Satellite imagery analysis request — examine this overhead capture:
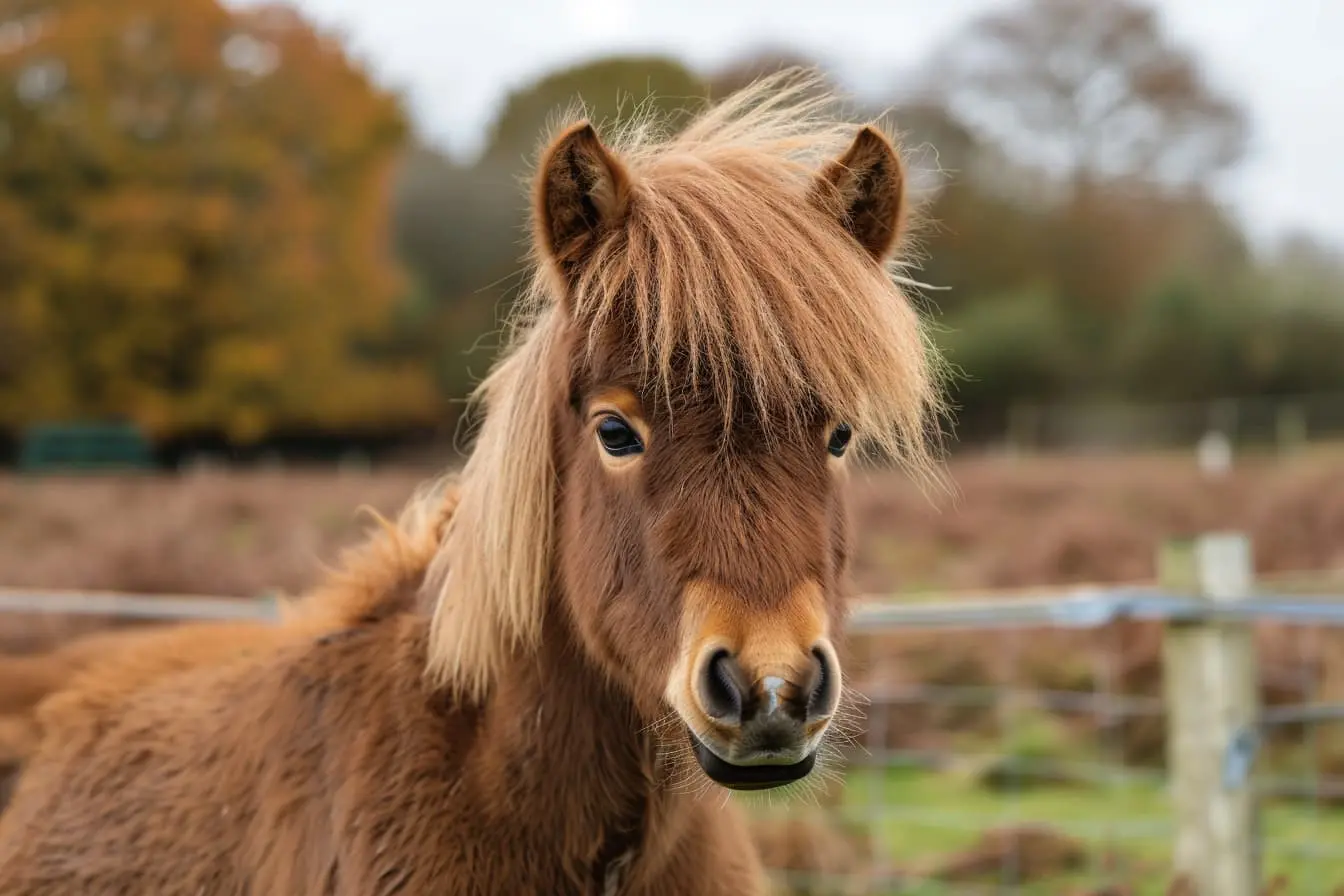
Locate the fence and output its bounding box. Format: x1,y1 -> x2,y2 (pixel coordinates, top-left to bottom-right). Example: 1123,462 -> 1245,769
3,532 -> 1344,894
762,534 -> 1344,895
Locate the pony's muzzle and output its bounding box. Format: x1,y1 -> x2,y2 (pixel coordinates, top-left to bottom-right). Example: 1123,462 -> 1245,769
688,640 -> 841,790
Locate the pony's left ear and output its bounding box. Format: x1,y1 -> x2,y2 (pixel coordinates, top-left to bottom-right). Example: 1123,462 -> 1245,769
812,125 -> 906,262
534,121 -> 631,280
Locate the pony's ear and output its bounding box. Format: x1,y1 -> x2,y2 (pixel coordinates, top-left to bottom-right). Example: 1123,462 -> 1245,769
812,125 -> 906,262
534,121 -> 631,278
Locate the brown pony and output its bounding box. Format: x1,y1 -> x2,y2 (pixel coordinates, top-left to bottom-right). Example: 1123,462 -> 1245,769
0,71 -> 944,895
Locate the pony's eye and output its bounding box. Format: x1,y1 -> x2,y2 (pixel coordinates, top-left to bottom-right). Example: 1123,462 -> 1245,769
827,423 -> 852,458
596,415 -> 644,458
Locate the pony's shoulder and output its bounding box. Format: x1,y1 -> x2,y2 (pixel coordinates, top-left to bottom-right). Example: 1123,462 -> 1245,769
31,619 -> 303,744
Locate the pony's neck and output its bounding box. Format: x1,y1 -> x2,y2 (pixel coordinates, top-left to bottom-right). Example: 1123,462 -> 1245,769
477,593 -> 657,829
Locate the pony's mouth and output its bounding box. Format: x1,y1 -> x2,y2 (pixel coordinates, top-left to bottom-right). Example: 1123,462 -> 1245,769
687,730 -> 816,791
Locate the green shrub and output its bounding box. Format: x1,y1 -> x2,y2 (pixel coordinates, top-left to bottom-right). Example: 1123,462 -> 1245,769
935,287 -> 1076,420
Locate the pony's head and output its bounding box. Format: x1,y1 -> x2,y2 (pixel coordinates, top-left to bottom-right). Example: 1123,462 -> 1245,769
424,72 -> 944,792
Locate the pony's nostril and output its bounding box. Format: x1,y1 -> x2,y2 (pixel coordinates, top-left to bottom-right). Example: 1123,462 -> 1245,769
805,647 -> 837,723
699,650 -> 747,724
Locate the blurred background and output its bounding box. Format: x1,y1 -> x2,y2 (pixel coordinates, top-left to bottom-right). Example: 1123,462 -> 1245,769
2,0 -> 1344,892
3,0 -> 1343,468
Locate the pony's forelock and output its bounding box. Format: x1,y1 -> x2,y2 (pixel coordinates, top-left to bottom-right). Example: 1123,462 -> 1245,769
424,69 -> 949,698
559,68 -> 948,472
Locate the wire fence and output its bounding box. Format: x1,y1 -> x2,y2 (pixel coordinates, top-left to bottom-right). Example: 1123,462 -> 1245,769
758,536 -> 1344,895
3,535 -> 1344,894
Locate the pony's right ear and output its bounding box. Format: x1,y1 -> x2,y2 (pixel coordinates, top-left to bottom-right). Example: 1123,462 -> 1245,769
811,125 -> 906,263
534,121 -> 630,281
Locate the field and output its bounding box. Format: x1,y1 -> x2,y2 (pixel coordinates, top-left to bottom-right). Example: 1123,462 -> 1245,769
4,447 -> 1344,892
2,448 -> 1343,607
752,764 -> 1344,894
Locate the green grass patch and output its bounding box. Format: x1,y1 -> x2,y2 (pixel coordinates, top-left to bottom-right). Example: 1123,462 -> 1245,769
752,763 -> 1344,894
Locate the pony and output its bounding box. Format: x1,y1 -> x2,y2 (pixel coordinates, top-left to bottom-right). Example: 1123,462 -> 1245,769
0,71 -> 945,895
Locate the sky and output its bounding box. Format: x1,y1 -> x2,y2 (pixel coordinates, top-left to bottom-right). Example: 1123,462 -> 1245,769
231,0 -> 1344,253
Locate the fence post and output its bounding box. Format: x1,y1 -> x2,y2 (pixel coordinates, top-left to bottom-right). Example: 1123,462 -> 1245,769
1161,533 -> 1259,896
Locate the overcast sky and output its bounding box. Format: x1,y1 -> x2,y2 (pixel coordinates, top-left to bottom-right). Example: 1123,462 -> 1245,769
232,0 -> 1343,252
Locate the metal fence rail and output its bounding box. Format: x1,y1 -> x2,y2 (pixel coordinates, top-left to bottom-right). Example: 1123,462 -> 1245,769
851,588 -> 1344,631
0,586 -> 279,622
6,583 -> 1344,630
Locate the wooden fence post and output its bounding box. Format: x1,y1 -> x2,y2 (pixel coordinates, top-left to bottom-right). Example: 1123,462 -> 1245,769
1161,533 -> 1259,896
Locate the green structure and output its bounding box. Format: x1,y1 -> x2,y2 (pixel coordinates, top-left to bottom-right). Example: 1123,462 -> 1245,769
18,423 -> 156,472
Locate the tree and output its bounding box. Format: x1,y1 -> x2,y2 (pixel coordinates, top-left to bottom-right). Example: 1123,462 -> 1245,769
925,0 -> 1248,188
1111,276 -> 1248,401
1260,232 -> 1344,312
706,48 -> 834,100
880,98 -> 1067,314
392,145 -> 521,307
389,143 -> 527,403
482,56 -> 706,165
0,0 -> 435,443
906,0 -> 1254,324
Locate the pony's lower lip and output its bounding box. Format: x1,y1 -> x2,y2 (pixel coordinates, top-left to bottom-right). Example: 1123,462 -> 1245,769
688,731 -> 816,791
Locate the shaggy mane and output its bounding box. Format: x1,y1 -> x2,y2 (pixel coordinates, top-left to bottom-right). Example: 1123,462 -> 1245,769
425,69 -> 949,699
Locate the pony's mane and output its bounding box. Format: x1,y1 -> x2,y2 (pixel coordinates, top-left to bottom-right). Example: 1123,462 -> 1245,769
425,70 -> 949,699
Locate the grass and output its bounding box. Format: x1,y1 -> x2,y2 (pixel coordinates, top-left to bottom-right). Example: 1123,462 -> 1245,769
753,763 -> 1344,894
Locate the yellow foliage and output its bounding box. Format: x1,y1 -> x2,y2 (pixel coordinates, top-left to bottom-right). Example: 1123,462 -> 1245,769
0,0 -> 436,442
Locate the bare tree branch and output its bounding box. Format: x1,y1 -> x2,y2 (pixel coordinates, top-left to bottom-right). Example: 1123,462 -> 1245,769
924,0 -> 1249,187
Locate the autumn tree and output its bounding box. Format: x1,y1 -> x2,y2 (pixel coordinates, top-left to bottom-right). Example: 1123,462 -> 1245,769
0,0 -> 434,443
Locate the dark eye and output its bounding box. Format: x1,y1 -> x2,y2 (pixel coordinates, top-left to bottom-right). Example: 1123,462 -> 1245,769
596,415 -> 644,458
827,423 -> 852,458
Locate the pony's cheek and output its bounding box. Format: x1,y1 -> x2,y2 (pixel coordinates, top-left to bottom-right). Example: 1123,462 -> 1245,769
607,598 -> 681,712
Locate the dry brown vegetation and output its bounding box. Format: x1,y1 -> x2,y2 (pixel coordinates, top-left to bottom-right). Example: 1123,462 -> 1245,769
847,448 -> 1344,596
0,469 -> 426,602
2,450 -> 1342,611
